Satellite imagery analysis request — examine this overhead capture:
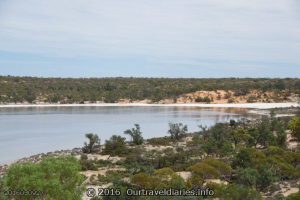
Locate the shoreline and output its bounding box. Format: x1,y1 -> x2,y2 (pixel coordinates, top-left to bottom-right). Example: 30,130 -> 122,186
0,102 -> 299,109
0,148 -> 82,174
0,103 -> 298,169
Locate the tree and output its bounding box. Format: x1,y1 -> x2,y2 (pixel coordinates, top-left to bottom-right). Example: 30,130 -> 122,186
265,146 -> 299,179
124,124 -> 144,145
24,89 -> 36,103
275,121 -> 287,147
270,111 -> 287,147
256,164 -> 277,190
1,77 -> 299,104
230,128 -> 251,149
2,156 -> 84,200
247,117 -> 276,148
232,148 -> 266,169
289,116 -> 300,141
168,123 -> 188,140
256,116 -> 276,147
103,135 -> 127,156
199,123 -> 234,156
82,133 -> 101,153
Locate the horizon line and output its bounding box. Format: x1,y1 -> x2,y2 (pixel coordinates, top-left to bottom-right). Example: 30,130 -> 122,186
1,75 -> 300,79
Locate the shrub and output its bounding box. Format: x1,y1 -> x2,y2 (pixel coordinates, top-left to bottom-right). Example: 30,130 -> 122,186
2,156 -> 84,200
80,155 -> 97,171
131,168 -> 185,190
168,123 -> 188,140
287,191 -> 300,200
103,135 -> 127,156
188,159 -> 231,187
247,96 -> 258,103
227,98 -> 235,103
234,88 -> 249,96
289,116 -> 300,141
195,96 -> 212,103
215,184 -> 262,200
131,173 -> 159,189
147,137 -> 173,146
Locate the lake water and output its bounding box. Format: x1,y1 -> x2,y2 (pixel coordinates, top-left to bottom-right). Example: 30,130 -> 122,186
0,106 -> 256,164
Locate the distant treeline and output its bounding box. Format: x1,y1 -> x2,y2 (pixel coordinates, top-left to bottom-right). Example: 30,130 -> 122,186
0,76 -> 299,103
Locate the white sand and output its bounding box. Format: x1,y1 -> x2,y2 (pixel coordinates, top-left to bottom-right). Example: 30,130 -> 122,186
176,171 -> 192,182
0,102 -> 298,109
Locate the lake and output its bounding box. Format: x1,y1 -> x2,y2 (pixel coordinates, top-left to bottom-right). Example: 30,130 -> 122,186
0,106 -> 256,164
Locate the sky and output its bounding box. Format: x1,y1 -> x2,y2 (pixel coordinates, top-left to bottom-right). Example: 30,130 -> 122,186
0,0 -> 299,78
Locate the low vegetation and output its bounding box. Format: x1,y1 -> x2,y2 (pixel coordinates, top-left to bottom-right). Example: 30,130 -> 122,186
0,156 -> 84,200
0,76 -> 299,103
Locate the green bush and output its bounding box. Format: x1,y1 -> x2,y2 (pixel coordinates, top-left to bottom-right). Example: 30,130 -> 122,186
2,156 -> 84,200
103,135 -> 127,156
188,159 -> 231,187
214,184 -> 262,200
195,96 -> 212,103
289,116 -> 300,141
287,191 -> 300,200
80,155 -> 98,171
147,137 -> 173,146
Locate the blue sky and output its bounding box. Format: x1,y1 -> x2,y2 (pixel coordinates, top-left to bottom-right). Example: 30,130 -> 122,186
0,0 -> 299,78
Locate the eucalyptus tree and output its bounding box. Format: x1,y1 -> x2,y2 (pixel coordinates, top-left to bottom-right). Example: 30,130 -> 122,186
124,124 -> 144,145
82,133 -> 101,153
168,123 -> 188,140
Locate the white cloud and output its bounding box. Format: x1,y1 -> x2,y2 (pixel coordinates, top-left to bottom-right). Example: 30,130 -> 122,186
0,0 -> 299,74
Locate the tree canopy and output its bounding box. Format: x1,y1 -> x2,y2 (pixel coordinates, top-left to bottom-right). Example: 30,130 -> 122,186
124,124 -> 144,145
0,76 -> 299,103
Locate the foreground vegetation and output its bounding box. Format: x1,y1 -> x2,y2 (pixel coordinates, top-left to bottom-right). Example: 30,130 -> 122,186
0,76 -> 299,103
1,112 -> 300,199
0,157 -> 84,200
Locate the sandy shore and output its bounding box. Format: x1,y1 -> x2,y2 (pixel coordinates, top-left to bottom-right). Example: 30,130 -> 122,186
0,102 -> 298,109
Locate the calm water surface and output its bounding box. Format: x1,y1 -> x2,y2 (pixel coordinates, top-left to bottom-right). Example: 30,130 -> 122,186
0,106 -> 256,164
